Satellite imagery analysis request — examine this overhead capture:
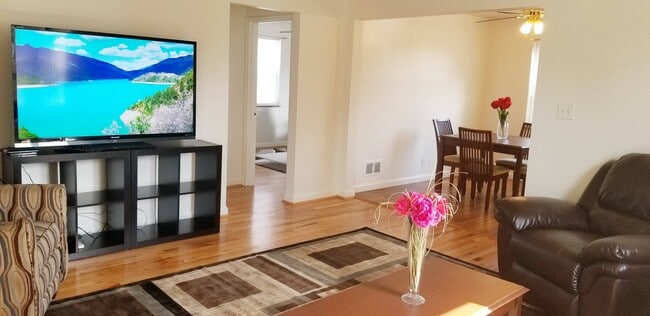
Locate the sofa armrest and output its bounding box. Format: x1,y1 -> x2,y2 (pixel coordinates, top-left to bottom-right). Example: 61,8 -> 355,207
1,185 -> 68,276
581,235 -> 650,266
5,184 -> 67,224
0,218 -> 37,315
578,235 -> 650,315
494,196 -> 589,232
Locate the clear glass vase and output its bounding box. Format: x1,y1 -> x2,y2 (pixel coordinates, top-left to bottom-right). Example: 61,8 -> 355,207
401,222 -> 429,305
497,119 -> 509,140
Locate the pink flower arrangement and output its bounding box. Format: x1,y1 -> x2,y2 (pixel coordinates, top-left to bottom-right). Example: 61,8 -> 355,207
393,191 -> 451,228
490,96 -> 512,123
374,179 -> 459,304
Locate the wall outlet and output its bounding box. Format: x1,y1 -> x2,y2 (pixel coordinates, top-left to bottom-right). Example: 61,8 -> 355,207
557,103 -> 575,120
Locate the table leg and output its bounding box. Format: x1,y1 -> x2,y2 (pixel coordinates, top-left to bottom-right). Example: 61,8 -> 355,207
433,135 -> 449,193
512,152 -> 523,196
434,152 -> 444,193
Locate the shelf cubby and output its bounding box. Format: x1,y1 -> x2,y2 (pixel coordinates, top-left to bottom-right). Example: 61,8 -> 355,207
1,139 -> 221,260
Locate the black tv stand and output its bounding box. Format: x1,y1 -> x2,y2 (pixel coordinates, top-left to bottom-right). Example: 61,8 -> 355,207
4,142 -> 157,156
67,141 -> 156,153
2,139 -> 221,260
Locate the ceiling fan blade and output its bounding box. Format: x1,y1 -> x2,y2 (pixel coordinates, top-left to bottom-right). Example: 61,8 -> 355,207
496,10 -> 523,15
475,16 -> 519,23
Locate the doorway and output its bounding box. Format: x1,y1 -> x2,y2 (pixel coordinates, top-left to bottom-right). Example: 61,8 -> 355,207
252,20 -> 291,177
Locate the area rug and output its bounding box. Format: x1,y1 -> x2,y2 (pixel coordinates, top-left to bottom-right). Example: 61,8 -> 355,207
255,152 -> 287,173
255,159 -> 286,173
46,228 -> 495,315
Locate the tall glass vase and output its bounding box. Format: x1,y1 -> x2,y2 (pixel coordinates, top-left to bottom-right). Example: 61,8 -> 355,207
497,118 -> 509,140
401,221 -> 429,305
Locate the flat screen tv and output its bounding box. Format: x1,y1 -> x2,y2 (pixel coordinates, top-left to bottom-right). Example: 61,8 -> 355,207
11,24 -> 197,148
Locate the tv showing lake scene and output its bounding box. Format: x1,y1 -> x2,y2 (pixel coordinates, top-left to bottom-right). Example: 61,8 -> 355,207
12,25 -> 196,145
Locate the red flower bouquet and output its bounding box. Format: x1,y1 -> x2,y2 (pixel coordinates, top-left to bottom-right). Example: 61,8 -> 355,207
491,96 -> 512,124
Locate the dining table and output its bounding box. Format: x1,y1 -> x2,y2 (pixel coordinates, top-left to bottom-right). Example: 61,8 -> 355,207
435,133 -> 531,196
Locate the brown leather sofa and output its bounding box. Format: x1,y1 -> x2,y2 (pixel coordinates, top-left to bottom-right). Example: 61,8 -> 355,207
495,153 -> 650,316
0,184 -> 68,316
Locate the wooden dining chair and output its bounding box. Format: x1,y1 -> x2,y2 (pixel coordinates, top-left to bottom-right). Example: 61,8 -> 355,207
432,119 -> 460,185
458,127 -> 510,212
495,122 -> 532,195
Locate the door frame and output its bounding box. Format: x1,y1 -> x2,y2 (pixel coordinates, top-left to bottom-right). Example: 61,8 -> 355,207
242,14 -> 295,186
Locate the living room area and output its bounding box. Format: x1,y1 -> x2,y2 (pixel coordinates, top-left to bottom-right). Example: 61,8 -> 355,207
2,0 -> 650,315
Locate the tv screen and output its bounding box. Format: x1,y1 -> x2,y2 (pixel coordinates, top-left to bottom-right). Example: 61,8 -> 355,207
11,25 -> 196,148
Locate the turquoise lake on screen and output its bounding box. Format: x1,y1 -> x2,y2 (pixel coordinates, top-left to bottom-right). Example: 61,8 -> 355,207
17,80 -> 172,138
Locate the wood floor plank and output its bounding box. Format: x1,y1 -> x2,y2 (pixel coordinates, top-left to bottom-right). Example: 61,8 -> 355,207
55,166 -> 504,301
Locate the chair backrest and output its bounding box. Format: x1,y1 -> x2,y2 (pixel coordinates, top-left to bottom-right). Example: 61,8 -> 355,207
459,127 -> 494,182
588,153 -> 650,236
432,119 -> 457,156
520,122 -> 532,138
520,122 -> 532,159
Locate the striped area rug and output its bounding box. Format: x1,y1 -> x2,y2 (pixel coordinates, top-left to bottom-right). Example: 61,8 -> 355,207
46,228 -> 491,315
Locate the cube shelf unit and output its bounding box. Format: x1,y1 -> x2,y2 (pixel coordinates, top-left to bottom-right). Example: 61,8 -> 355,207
132,141 -> 220,247
1,139 -> 221,260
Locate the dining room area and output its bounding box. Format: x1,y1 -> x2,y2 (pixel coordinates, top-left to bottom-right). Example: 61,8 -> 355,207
349,11 -> 540,209
432,114 -> 532,212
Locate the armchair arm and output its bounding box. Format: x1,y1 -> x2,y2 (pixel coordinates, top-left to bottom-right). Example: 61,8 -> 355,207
494,196 -> 589,232
581,235 -> 650,266
8,185 -> 67,224
0,218 -> 37,316
1,185 -> 68,276
578,235 -> 650,315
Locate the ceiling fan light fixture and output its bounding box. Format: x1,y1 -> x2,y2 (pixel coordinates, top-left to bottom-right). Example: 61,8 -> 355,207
520,9 -> 544,37
519,21 -> 533,34
533,21 -> 544,35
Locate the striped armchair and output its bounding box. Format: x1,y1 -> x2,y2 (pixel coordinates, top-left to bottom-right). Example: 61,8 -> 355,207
0,184 -> 68,316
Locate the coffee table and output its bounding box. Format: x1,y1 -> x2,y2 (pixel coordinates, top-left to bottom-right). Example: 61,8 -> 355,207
280,256 -> 528,315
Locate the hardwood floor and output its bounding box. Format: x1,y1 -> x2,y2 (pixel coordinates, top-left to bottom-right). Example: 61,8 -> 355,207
55,166 -> 502,301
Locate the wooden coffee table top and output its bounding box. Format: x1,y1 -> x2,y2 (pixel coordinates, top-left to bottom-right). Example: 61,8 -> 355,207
281,256 -> 528,315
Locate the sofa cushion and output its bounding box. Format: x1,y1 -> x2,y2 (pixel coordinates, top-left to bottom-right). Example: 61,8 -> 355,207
510,229 -> 602,294
588,206 -> 650,236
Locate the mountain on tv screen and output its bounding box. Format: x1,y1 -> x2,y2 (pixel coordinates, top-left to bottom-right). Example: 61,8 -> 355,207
12,25 -> 197,146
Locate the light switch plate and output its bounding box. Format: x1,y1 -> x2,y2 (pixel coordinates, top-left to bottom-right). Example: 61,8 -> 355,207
557,103 -> 575,120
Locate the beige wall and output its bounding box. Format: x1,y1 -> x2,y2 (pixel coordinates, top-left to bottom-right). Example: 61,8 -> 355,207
228,5 -> 248,185
482,18 -> 534,131
0,0 -> 232,212
3,0 -> 650,208
350,14 -> 488,191
527,0 -> 650,200
348,14 -> 532,192
226,5 -> 341,202
0,0 -> 346,212
286,13 -> 340,201
346,0 -> 650,201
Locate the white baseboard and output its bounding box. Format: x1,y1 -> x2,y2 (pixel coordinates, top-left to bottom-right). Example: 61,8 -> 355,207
354,174 -> 433,193
227,176 -> 242,186
283,191 -> 334,203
